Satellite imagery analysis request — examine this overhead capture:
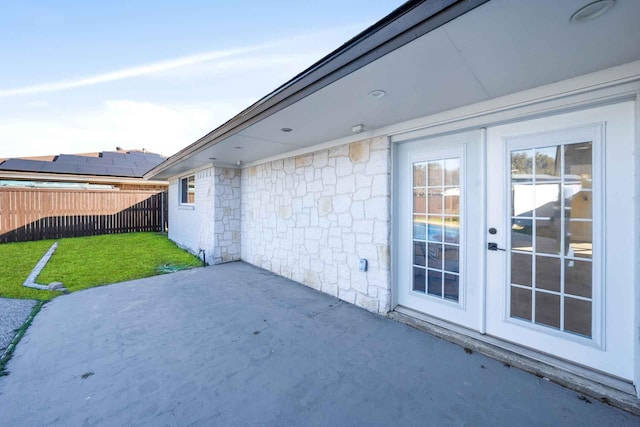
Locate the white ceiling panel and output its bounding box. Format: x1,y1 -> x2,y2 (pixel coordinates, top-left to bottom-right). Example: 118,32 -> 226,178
444,0 -> 640,98
239,27 -> 489,147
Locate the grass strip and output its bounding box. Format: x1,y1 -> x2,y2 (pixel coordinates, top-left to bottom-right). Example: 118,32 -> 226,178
0,300 -> 45,376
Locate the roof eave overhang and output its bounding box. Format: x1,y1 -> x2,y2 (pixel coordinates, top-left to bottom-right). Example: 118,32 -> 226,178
145,0 -> 490,180
0,171 -> 168,185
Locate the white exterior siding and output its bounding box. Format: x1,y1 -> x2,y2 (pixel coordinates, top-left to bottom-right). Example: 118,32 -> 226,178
241,136 -> 392,314
168,167 -> 215,263
168,166 -> 241,265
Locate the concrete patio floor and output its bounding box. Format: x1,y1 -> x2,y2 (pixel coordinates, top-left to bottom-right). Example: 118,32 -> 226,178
0,262 -> 636,426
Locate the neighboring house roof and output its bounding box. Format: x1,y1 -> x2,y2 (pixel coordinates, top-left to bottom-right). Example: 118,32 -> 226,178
0,149 -> 165,178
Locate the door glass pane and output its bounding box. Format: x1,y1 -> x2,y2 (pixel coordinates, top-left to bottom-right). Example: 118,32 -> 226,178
414,163 -> 426,187
535,256 -> 560,292
413,267 -> 426,293
413,188 -> 426,214
535,292 -> 560,329
413,215 -> 426,241
565,259 -> 592,298
428,160 -> 443,186
427,216 -> 442,242
427,270 -> 442,297
565,143 -> 592,182
565,187 -> 592,220
444,274 -> 459,301
533,183 -> 561,218
511,286 -> 532,321
509,141 -> 593,338
511,149 -> 533,179
512,183 -> 535,217
444,217 -> 460,244
413,241 -> 426,267
427,243 -> 442,269
534,146 -> 561,179
512,219 -> 532,252
427,188 -> 443,214
445,158 -> 460,186
535,217 -> 561,255
564,298 -> 591,337
511,253 -> 532,287
567,221 -> 592,259
444,190 -> 460,215
444,245 -> 459,273
412,157 -> 461,302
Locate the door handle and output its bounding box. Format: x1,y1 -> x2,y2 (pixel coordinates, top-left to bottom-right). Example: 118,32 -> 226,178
487,242 -> 506,251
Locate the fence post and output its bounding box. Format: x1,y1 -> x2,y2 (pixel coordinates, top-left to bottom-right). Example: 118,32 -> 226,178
160,191 -> 165,233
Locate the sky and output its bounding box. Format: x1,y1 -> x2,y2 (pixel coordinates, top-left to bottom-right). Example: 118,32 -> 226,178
0,0 -> 403,159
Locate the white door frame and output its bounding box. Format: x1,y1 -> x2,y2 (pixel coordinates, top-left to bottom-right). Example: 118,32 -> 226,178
484,103 -> 635,380
395,130 -> 485,331
391,79 -> 640,393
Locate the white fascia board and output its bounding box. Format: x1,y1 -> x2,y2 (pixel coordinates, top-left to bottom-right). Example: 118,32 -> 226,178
166,163 -> 217,182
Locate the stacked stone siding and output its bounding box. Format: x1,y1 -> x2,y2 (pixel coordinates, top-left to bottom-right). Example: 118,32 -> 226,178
213,168 -> 241,264
241,136 -> 391,314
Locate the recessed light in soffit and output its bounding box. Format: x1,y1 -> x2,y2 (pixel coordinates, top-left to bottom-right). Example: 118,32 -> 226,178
281,127 -> 293,132
368,90 -> 386,99
570,0 -> 615,23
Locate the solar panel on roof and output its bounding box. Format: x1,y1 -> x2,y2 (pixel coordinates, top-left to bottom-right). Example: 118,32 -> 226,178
101,152 -> 127,160
55,154 -> 89,164
144,153 -> 165,162
85,157 -> 114,165
130,167 -> 151,177
76,164 -> 108,175
0,159 -> 47,172
0,150 -> 164,177
40,162 -> 79,174
114,159 -> 138,167
105,166 -> 135,176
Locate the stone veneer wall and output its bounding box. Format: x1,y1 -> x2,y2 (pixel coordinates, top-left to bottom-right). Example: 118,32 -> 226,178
241,136 -> 391,314
212,168 -> 241,264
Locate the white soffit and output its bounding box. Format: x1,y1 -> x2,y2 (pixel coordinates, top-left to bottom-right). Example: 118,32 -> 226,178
443,0 -> 640,98
158,0 -> 640,178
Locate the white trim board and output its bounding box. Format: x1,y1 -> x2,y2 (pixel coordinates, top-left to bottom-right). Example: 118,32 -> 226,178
167,163 -> 216,182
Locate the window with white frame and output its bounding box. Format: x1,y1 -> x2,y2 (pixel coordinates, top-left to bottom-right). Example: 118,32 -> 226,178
180,175 -> 195,204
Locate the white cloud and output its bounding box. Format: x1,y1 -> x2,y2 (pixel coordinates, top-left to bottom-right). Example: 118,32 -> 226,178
0,24 -> 365,99
0,46 -> 266,98
0,23 -> 371,159
0,100 -> 250,157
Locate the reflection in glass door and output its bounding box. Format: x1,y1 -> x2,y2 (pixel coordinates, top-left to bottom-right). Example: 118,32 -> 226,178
509,142 -> 593,337
397,130 -> 483,332
412,158 -> 461,302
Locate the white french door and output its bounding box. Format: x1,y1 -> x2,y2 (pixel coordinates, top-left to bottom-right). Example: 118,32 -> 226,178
485,102 -> 635,380
396,130 -> 484,331
396,102 -> 635,380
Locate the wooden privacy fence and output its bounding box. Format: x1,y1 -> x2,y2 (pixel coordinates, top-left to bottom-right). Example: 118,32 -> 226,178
0,188 -> 167,243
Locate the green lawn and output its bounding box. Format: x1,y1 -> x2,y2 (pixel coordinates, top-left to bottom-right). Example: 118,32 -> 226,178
0,233 -> 202,300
